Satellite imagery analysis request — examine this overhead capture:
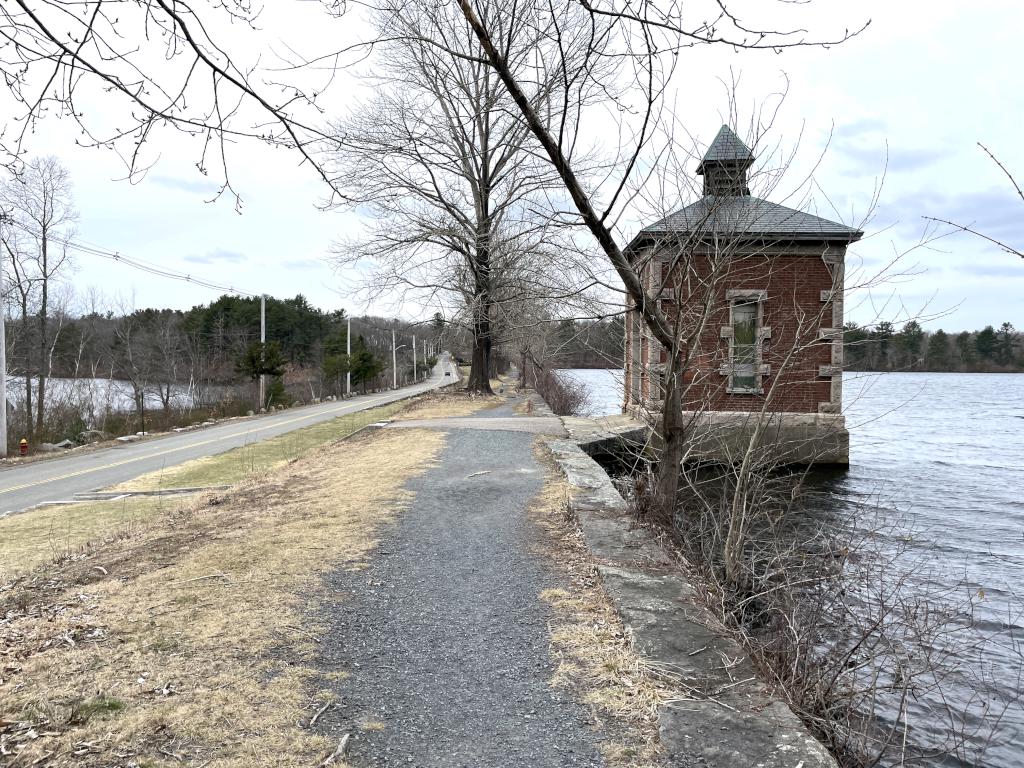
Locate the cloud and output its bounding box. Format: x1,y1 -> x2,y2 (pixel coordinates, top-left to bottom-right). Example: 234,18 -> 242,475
836,143 -> 948,175
836,117 -> 888,139
879,187 -> 1024,247
184,248 -> 246,265
964,261 -> 1024,278
282,258 -> 325,270
150,174 -> 221,195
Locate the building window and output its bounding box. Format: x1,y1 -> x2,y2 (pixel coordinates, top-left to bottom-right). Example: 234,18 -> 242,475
722,290 -> 768,394
731,300 -> 758,390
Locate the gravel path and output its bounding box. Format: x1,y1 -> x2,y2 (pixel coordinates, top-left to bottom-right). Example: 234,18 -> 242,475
315,416 -> 604,767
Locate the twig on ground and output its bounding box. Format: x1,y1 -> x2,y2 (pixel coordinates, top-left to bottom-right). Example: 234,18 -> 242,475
308,700 -> 333,728
317,733 -> 350,766
176,572 -> 232,585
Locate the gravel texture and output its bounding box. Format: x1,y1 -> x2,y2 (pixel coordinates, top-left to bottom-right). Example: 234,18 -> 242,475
315,421 -> 604,767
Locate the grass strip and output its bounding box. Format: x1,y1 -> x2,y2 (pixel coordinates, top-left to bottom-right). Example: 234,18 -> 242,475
0,426 -> 446,767
1,398 -> 411,577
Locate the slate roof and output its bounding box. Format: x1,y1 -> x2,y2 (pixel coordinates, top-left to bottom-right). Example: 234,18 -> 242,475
639,196 -> 863,243
698,125 -> 754,171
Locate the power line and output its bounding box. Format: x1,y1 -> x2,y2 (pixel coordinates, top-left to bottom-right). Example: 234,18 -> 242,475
2,218 -> 433,341
2,219 -> 258,298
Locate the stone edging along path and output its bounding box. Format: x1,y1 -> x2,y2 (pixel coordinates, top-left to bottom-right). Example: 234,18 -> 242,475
545,437 -> 837,768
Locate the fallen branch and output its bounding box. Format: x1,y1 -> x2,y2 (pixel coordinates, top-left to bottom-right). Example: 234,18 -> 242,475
308,700 -> 333,728
317,734 -> 350,767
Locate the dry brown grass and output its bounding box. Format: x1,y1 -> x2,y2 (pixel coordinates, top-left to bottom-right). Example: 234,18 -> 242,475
0,427 -> 445,768
0,402 -> 412,579
0,497 -> 168,578
391,390 -> 503,421
531,442 -> 679,768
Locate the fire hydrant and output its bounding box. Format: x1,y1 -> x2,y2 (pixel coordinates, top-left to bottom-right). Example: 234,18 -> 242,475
19,438 -> 28,457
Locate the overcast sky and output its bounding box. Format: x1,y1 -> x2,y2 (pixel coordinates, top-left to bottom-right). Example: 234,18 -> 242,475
3,0 -> 1021,331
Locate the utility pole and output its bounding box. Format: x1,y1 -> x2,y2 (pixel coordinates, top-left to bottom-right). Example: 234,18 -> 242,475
413,335 -> 417,381
0,248 -> 6,458
346,315 -> 351,397
392,329 -> 397,389
259,294 -> 266,409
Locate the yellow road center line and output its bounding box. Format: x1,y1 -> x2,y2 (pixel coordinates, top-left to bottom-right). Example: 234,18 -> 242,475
0,391 -> 402,496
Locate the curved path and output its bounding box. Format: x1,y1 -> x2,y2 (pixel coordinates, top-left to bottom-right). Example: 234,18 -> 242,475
0,355 -> 459,515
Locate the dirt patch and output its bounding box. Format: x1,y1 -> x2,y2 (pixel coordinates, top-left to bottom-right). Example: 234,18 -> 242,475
530,441 -> 682,768
0,427 -> 445,768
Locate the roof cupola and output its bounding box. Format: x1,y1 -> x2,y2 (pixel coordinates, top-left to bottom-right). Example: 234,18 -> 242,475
696,125 -> 754,197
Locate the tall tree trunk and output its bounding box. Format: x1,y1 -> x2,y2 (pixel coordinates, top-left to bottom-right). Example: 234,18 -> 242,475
35,234 -> 48,436
20,302 -> 33,444
466,226 -> 494,394
467,310 -> 494,394
653,369 -> 685,521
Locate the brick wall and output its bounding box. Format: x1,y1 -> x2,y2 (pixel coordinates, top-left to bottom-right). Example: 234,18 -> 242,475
649,249 -> 839,414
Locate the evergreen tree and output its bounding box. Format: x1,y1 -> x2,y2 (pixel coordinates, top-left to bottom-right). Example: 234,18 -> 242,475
843,322 -> 869,369
870,321 -> 895,369
975,325 -> 997,362
996,322 -> 1017,365
955,331 -> 975,366
926,329 -> 950,369
896,321 -> 925,369
349,336 -> 384,393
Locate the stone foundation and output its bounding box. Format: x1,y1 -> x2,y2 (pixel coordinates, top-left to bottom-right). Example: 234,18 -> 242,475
676,410 -> 849,466
624,408 -> 849,466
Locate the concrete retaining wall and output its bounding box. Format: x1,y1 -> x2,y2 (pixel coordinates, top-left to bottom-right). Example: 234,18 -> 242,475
545,437 -> 838,768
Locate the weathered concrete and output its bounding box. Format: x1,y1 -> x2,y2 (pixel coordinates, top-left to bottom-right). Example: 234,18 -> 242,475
561,413 -> 651,460
674,410 -> 850,466
545,437 -> 837,768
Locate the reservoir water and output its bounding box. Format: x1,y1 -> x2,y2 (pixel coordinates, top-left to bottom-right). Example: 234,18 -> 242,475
559,368 -> 1024,767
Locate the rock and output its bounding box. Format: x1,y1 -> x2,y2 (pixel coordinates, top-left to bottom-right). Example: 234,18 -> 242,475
54,439 -> 74,449
247,410 -> 255,417
313,397 -> 321,404
291,400 -> 303,408
259,407 -> 266,414
77,429 -> 109,444
37,442 -> 59,452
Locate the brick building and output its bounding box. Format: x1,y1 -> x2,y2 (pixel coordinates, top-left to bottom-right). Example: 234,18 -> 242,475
623,125 -> 862,464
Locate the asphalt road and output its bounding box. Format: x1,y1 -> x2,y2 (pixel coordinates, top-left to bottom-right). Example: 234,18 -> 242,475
0,355 -> 460,516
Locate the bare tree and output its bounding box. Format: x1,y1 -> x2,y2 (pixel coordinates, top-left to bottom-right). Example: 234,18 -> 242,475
392,0 -> 863,509
0,2 -> 367,199
0,156 -> 76,442
327,2 -> 598,393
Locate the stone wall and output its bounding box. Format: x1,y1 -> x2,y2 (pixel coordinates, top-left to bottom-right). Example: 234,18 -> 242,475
545,437 -> 838,767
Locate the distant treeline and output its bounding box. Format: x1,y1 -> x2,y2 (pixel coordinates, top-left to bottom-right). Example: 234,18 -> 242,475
545,317 -> 624,369
10,294 -> 423,386
843,321 -> 1022,372
5,293 -> 436,445
527,316 -> 1023,374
